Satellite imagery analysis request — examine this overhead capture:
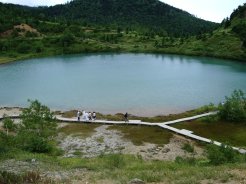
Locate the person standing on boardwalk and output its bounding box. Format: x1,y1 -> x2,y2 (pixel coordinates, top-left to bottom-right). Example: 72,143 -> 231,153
82,110 -> 86,121
88,112 -> 92,120
124,112 -> 128,122
77,110 -> 81,121
92,112 -> 96,120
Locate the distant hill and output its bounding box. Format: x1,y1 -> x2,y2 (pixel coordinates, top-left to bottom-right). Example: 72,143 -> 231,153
44,0 -> 218,36
0,0 -> 218,36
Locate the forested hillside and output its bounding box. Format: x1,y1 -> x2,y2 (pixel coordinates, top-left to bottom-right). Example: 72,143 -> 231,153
43,0 -> 218,36
0,0 -> 218,37
0,1 -> 245,63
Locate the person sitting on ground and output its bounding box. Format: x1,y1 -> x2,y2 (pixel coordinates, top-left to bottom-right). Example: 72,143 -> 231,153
92,112 -> 96,120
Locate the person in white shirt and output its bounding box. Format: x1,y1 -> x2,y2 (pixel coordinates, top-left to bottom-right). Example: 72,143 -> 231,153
85,111 -> 89,121
82,110 -> 86,121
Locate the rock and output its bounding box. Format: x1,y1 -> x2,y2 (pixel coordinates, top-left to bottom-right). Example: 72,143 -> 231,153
128,178 -> 145,184
162,148 -> 170,153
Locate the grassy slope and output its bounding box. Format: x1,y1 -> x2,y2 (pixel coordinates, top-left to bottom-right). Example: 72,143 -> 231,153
1,151 -> 246,183
179,30 -> 244,60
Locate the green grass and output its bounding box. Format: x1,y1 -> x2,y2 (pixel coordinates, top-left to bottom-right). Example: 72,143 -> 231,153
58,123 -> 100,138
108,125 -> 173,146
182,143 -> 195,153
1,151 -> 246,184
56,156 -> 246,183
172,120 -> 246,148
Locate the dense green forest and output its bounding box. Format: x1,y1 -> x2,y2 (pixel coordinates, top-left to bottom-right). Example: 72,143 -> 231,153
0,1 -> 245,63
43,0 -> 218,37
0,0 -> 218,36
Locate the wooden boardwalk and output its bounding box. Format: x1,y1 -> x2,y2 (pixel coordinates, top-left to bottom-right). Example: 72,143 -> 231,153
162,112 -> 218,125
56,113 -> 246,154
1,112 -> 246,154
0,115 -> 20,120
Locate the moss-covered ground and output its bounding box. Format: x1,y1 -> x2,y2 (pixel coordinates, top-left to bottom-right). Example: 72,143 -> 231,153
172,119 -> 246,149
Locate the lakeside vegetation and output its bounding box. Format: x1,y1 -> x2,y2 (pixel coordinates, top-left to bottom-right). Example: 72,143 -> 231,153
173,120 -> 246,148
108,125 -> 173,146
173,89 -> 246,148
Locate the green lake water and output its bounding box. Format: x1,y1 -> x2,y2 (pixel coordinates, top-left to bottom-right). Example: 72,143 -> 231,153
0,53 -> 246,116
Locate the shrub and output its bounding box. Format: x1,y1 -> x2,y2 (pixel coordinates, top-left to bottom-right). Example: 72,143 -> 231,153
206,144 -> 240,165
20,100 -> 57,139
0,100 -> 57,154
22,171 -> 41,183
182,143 -> 194,153
17,132 -> 52,153
195,103 -> 217,114
232,22 -> 246,40
0,171 -> 43,184
0,132 -> 15,154
201,115 -> 219,123
3,118 -> 17,133
60,30 -> 75,47
0,171 -> 22,184
175,156 -> 196,165
17,42 -> 31,53
218,90 -> 246,122
16,100 -> 57,153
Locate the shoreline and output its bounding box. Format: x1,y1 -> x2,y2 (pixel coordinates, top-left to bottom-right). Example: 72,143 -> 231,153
1,48 -> 246,66
0,105 -> 183,117
0,106 -> 207,118
0,105 -> 215,124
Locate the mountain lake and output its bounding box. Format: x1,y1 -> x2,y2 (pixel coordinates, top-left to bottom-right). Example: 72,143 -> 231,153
0,53 -> 246,116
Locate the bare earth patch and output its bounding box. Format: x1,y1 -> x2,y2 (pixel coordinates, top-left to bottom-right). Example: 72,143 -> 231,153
58,124 -> 204,160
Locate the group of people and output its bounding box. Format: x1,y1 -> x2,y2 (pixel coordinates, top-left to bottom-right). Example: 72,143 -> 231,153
77,110 -> 129,122
77,110 -> 96,121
